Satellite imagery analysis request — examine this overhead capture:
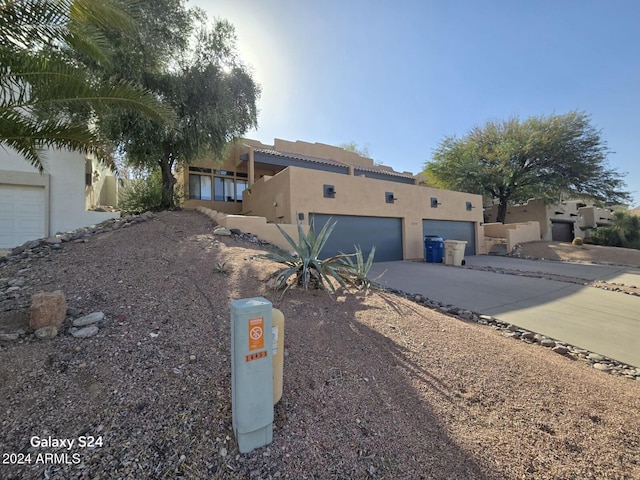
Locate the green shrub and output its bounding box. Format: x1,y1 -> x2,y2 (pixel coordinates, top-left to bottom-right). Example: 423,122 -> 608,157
572,237 -> 583,246
590,226 -> 621,247
119,170 -> 182,214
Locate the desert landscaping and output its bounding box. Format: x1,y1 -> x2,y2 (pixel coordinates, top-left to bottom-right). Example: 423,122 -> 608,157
1,210 -> 639,479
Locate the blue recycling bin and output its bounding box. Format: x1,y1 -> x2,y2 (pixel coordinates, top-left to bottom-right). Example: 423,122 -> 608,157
424,235 -> 444,263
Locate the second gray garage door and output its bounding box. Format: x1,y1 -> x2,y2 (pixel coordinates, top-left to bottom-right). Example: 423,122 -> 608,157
422,219 -> 476,256
310,214 -> 403,262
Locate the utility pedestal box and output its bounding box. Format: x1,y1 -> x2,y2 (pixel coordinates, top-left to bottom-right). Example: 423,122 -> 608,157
231,297 -> 274,453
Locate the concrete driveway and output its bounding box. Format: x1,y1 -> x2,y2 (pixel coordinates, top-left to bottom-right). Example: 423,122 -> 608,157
369,257 -> 640,367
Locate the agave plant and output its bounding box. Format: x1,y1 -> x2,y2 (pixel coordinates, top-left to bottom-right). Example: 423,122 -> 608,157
336,245 -> 376,290
259,219 -> 351,293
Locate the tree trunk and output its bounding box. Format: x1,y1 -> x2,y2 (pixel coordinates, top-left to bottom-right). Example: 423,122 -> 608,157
159,155 -> 176,209
496,198 -> 509,224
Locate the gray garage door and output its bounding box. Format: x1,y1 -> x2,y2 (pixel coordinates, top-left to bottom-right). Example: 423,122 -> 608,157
551,221 -> 574,242
310,214 -> 403,262
422,220 -> 476,256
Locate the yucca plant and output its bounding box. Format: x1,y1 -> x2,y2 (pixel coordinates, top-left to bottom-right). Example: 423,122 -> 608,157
336,245 -> 376,290
259,220 -> 351,294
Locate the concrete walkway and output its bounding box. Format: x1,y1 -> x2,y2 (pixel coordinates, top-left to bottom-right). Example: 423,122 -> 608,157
369,257 -> 640,367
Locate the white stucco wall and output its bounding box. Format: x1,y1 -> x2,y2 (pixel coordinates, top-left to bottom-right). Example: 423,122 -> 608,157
1,147 -> 119,240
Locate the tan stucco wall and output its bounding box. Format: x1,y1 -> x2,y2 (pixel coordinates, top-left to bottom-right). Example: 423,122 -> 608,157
243,166 -> 484,259
485,198 -> 615,241
195,207 -> 309,251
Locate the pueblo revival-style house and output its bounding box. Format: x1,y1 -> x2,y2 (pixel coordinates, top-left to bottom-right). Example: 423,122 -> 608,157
177,138 -> 485,262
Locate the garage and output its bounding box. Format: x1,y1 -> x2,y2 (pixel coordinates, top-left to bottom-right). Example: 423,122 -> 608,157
309,214 -> 403,262
422,219 -> 476,256
551,220 -> 574,242
0,185 -> 46,248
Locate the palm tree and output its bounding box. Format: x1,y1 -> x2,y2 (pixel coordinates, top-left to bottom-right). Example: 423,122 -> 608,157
0,0 -> 173,171
611,210 -> 640,247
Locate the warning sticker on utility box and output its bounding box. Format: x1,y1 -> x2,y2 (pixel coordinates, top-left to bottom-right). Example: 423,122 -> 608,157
248,317 -> 264,351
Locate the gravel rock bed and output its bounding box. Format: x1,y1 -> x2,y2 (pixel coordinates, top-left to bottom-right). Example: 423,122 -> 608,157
1,210 -> 639,479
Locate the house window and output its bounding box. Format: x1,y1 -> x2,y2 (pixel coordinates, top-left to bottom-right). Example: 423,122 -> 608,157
189,166 -> 248,202
214,176 -> 236,201
189,174 -> 212,200
236,180 -> 248,201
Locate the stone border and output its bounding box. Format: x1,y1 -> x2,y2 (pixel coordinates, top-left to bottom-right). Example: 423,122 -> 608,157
377,285 -> 640,382
0,212 -> 156,265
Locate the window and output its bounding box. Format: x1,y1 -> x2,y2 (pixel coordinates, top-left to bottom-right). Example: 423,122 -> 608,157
188,166 -> 248,202
189,174 -> 212,200
236,179 -> 248,201
214,177 -> 236,201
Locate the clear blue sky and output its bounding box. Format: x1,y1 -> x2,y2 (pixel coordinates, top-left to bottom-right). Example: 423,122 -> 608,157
191,0 -> 639,206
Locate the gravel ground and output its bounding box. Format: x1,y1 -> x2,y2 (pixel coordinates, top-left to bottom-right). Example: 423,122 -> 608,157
1,210 -> 640,479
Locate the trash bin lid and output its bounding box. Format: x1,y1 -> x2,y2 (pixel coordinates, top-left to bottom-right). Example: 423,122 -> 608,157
424,235 -> 444,241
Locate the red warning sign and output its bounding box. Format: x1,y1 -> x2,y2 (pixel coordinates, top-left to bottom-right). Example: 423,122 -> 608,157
248,317 -> 264,351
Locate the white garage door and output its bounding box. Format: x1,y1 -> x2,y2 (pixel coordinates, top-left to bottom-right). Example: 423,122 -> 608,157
0,185 -> 46,248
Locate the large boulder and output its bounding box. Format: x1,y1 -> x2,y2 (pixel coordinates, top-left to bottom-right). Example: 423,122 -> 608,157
29,291 -> 67,331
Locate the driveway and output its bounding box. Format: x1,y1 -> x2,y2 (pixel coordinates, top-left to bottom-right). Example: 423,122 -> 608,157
369,257 -> 640,367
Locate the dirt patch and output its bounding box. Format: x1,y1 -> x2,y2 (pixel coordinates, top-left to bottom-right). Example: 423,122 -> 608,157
1,211 -> 639,479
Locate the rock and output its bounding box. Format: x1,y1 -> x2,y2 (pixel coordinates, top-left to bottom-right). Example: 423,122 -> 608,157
229,228 -> 242,235
6,286 -> 21,293
588,353 -> 604,362
593,363 -> 610,371
478,314 -> 493,322
45,237 -> 62,245
552,345 -> 568,355
72,311 -> 105,327
219,447 -> 227,458
29,291 -> 67,330
414,295 -> 422,303
461,310 -> 473,320
213,227 -> 232,236
35,325 -> 58,339
8,278 -> 25,287
71,325 -> 99,338
189,355 -> 197,363
541,339 -> 556,348
507,324 -> 519,332
0,333 -> 20,342
521,332 -> 535,341
67,307 -> 83,317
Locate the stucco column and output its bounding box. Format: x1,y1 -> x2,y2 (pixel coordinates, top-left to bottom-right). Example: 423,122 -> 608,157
248,148 -> 255,187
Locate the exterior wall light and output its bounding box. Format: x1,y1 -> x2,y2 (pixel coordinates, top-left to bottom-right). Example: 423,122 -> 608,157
323,184 -> 336,198
431,197 -> 441,208
385,192 -> 397,204
466,201 -> 475,211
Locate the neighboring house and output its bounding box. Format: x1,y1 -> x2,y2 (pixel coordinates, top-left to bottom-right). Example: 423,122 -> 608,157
0,147 -> 120,249
178,138 -> 485,261
484,198 -> 614,242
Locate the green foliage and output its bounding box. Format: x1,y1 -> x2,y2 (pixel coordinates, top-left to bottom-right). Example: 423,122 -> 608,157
590,226 -> 622,247
101,1 -> 260,209
259,220 -> 377,294
0,0 -> 173,171
339,141 -> 370,158
424,112 -> 630,223
572,237 -> 583,246
214,262 -> 228,275
337,245 -> 376,290
118,169 -> 182,214
590,210 -> 640,249
258,220 -> 349,294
